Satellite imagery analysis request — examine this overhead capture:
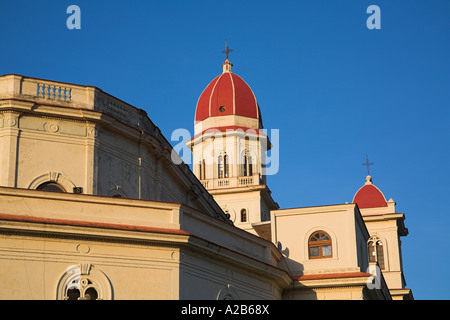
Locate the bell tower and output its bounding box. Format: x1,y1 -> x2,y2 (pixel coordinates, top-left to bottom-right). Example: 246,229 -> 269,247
187,46 -> 278,234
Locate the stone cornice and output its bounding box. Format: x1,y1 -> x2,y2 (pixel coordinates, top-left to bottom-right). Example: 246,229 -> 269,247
0,211 -> 291,290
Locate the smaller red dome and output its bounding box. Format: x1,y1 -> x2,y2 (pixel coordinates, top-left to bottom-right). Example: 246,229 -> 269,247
352,176 -> 387,209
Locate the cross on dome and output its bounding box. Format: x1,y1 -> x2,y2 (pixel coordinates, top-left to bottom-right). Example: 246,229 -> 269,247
362,154 -> 374,176
222,39 -> 233,60
221,40 -> 233,73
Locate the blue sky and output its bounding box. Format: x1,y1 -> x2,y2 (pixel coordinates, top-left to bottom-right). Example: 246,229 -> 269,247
1,0 -> 449,299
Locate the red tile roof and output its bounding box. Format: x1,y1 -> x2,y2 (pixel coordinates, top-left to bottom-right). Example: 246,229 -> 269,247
292,272 -> 372,281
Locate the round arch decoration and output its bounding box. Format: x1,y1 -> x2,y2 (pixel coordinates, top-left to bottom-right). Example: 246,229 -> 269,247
107,185 -> 128,198
28,171 -> 76,192
56,263 -> 113,300
216,284 -> 240,300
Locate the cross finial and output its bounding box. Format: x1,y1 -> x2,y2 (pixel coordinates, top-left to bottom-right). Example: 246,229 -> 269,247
222,39 -> 233,60
362,154 -> 374,176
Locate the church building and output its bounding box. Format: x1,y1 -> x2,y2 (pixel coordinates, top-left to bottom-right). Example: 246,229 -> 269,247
0,49 -> 413,300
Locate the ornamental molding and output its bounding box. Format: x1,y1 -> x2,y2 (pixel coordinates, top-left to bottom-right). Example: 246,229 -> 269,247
0,227 -> 186,249
56,263 -> 113,300
216,284 -> 240,300
28,171 -> 76,191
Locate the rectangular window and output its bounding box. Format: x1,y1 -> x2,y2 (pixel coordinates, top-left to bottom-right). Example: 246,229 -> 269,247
199,161 -> 204,180
243,156 -> 247,176
369,244 -> 376,262
376,245 -> 385,270
202,160 -> 206,180
322,245 -> 332,257
224,155 -> 229,178
309,246 -> 319,257
218,164 -> 223,178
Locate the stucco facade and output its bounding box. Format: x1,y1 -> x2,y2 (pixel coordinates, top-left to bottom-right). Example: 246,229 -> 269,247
0,187 -> 289,299
0,69 -> 412,300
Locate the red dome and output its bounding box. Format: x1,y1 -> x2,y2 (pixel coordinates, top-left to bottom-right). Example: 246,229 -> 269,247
353,176 -> 387,209
195,64 -> 261,124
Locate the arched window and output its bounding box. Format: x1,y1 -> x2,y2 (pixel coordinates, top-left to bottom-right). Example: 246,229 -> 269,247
240,209 -> 247,222
243,154 -> 247,177
242,153 -> 253,177
36,181 -> 66,193
200,159 -> 206,180
218,155 -> 223,178
216,285 -> 240,300
66,287 -> 81,300
224,154 -> 229,178
198,159 -> 206,180
218,154 -> 229,178
65,278 -> 99,300
57,263 -> 113,300
308,231 -> 332,259
368,238 -> 385,270
107,185 -> 127,198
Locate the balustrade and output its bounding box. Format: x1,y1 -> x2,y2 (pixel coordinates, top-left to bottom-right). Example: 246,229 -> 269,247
37,83 -> 71,101
200,174 -> 261,190
238,176 -> 253,186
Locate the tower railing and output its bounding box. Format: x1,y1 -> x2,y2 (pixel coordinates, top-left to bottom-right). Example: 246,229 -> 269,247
200,173 -> 261,190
